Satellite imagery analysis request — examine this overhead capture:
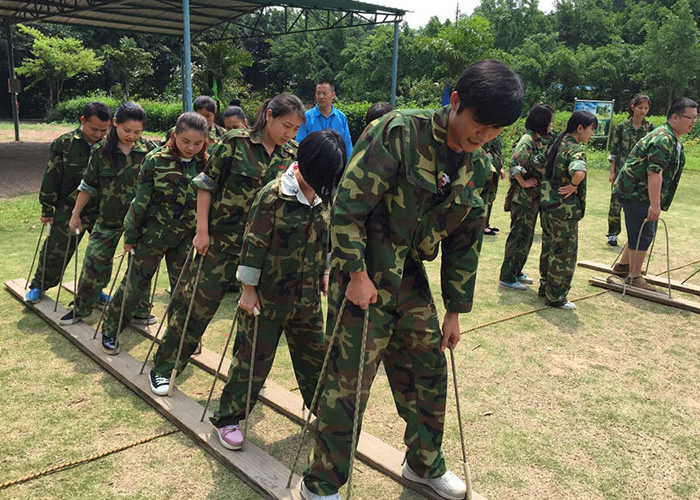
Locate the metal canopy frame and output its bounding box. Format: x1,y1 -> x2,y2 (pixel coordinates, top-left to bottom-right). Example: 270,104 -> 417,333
1,0 -> 404,140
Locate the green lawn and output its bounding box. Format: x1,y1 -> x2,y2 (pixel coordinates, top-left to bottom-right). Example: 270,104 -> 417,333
1,135 -> 699,499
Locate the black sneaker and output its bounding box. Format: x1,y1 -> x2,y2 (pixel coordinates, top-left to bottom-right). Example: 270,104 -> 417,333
59,309 -> 82,326
149,370 -> 170,396
101,335 -> 120,355
130,314 -> 157,326
607,235 -> 618,246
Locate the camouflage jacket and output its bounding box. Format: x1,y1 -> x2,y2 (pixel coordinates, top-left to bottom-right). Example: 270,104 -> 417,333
79,138 -> 156,228
540,133 -> 588,220
613,123 -> 685,211
39,127 -> 98,220
236,165 -> 328,320
330,106 -> 489,313
608,118 -> 654,171
505,130 -> 546,211
541,129 -> 559,152
123,146 -> 205,246
482,135 -> 504,173
164,124 -> 226,154
192,128 -> 297,253
474,148 -> 497,205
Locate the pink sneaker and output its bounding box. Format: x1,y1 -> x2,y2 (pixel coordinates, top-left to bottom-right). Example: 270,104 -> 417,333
216,424 -> 243,450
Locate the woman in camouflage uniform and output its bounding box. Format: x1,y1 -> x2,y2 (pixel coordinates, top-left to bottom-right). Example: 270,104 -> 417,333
607,95 -> 653,246
62,102 -> 156,327
212,130 -> 346,450
99,112 -> 209,354
164,95 -> 226,153
539,111 -> 597,310
149,94 -> 305,395
498,103 -> 554,290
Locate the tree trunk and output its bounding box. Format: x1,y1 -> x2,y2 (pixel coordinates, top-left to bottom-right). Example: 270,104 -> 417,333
125,78 -> 130,101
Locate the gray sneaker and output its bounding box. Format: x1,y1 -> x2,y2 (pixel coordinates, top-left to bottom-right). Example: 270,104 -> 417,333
130,314 -> 157,326
498,280 -> 527,291
402,462 -> 467,500
300,481 -> 342,500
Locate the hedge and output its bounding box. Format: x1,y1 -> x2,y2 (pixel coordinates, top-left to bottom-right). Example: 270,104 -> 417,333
47,95 -> 182,133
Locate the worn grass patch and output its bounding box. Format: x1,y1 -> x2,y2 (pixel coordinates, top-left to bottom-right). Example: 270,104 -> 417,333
1,136 -> 699,499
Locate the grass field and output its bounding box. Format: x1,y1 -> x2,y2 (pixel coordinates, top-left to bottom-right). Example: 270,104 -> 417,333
1,126 -> 699,500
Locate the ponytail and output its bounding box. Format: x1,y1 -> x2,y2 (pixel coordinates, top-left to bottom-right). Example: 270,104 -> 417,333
544,111 -> 597,179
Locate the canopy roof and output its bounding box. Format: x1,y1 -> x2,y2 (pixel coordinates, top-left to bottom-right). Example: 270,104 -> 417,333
0,0 -> 405,38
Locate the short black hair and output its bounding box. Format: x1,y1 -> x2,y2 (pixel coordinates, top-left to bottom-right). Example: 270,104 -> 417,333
454,60 -> 524,128
667,97 -> 698,119
317,80 -> 336,92
525,103 -> 554,136
83,101 -> 111,122
365,102 -> 393,126
297,129 -> 346,204
193,95 -> 217,114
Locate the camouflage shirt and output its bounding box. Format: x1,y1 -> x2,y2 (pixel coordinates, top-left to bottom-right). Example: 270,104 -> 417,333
236,165 -> 328,320
608,118 -> 654,171
474,148 -> 497,205
330,106 -> 489,313
39,127 -> 98,219
123,146 -> 205,246
612,123 -> 685,211
79,138 -> 156,228
192,128 -> 297,253
482,135 -> 504,173
540,133 -> 588,220
164,124 -> 226,154
506,130 -> 546,209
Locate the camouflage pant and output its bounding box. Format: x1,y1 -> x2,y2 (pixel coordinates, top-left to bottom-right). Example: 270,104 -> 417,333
539,211 -> 578,306
152,245 -> 240,377
210,303 -> 325,428
30,210 -> 94,291
74,222 -> 149,318
304,257 -> 447,496
607,190 -> 622,236
499,203 -> 539,283
101,238 -> 189,339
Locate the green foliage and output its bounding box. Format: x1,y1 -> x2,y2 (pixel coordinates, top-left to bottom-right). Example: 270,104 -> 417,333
47,95 -> 181,133
334,101 -> 373,142
102,37 -> 154,100
15,24 -> 103,107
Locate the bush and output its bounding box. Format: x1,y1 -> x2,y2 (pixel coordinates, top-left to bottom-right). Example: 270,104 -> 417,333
335,101 -> 373,143
47,95 -> 182,133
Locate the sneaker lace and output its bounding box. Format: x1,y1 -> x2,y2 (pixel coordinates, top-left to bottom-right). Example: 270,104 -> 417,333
153,372 -> 169,385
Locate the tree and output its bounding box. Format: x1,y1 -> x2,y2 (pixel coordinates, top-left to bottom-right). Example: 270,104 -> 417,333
15,24 -> 103,107
635,0 -> 700,107
475,0 -> 550,52
193,40 -> 252,100
102,37 -> 153,100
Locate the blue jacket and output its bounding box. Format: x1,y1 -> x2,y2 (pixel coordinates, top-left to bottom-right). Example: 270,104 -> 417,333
296,105 -> 353,161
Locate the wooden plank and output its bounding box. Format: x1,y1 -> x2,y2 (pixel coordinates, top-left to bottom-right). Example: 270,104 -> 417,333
60,281 -> 488,500
578,261 -> 700,296
588,277 -> 700,314
6,278 -> 302,500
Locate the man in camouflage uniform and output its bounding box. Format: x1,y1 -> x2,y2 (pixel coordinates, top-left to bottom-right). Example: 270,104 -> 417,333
25,102 -> 111,303
301,61 -> 524,500
607,108 -> 653,246
211,130 -> 346,447
481,135 -> 504,236
150,126 -> 297,381
63,134 -> 156,325
612,97 -> 696,291
101,141 -> 206,353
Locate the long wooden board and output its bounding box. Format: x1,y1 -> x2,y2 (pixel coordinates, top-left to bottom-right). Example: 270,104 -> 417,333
60,281 -> 488,500
588,277 -> 700,314
6,278 -> 302,500
578,261 -> 700,296
36,279 -> 489,500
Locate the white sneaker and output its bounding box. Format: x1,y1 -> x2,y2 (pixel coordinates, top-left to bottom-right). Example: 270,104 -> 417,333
300,481 -> 342,500
498,280 -> 527,291
149,370 -> 170,396
402,462 -> 466,500
557,301 -> 576,310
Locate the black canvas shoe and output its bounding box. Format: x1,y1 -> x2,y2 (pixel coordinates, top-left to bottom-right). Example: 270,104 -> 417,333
59,309 -> 82,326
149,370 -> 170,396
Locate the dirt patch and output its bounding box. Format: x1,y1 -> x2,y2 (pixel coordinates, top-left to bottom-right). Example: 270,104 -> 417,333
1,124 -> 74,200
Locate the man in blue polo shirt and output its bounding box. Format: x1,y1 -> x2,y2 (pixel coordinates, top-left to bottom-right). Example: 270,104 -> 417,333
296,80 -> 353,161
